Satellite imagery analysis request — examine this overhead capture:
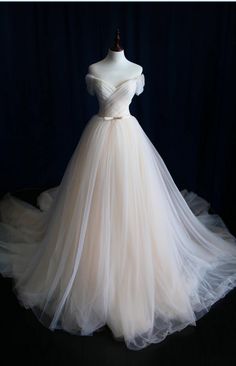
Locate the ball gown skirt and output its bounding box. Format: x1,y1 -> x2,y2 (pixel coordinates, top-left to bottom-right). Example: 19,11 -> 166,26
0,71 -> 236,351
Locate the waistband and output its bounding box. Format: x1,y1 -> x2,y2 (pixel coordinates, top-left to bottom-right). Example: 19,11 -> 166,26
97,114 -> 131,120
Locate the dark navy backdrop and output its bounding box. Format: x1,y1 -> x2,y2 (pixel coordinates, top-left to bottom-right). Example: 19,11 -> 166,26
0,2 -> 235,231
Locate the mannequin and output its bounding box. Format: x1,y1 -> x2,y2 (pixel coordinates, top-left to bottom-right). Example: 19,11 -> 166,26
0,27 -> 236,352
87,29 -> 143,87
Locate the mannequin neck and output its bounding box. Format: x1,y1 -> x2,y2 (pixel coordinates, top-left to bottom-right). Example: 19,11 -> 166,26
105,49 -> 127,64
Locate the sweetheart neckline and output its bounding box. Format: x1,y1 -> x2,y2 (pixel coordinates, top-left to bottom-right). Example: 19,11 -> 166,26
85,73 -> 144,89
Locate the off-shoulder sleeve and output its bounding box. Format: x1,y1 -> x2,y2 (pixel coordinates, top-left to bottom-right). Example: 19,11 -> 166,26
85,74 -> 94,96
135,73 -> 145,96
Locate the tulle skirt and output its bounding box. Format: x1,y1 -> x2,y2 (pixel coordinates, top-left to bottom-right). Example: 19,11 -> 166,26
0,114 -> 236,350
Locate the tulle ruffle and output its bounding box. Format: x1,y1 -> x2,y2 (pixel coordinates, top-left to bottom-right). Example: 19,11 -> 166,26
0,114 -> 236,350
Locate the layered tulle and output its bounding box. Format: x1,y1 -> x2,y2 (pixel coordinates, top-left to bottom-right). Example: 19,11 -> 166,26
0,114 -> 236,350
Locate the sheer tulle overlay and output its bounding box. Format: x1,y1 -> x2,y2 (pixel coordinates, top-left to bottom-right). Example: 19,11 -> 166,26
0,72 -> 236,351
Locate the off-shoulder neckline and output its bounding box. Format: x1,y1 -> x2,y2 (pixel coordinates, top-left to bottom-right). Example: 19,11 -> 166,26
85,72 -> 144,90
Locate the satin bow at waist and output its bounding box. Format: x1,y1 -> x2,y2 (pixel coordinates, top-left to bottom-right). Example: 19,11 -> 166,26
97,114 -> 131,120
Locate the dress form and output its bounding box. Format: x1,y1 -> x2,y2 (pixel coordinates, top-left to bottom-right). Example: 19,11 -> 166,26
87,30 -> 143,87
1,30 -> 236,352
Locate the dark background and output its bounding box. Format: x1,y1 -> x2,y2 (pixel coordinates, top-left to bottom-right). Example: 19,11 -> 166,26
0,3 -> 236,365
0,2 -> 236,232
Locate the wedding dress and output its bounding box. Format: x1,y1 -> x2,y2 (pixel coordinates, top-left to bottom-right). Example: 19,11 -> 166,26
0,71 -> 236,351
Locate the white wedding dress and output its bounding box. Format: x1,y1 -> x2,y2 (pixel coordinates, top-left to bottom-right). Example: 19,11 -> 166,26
0,71 -> 236,351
